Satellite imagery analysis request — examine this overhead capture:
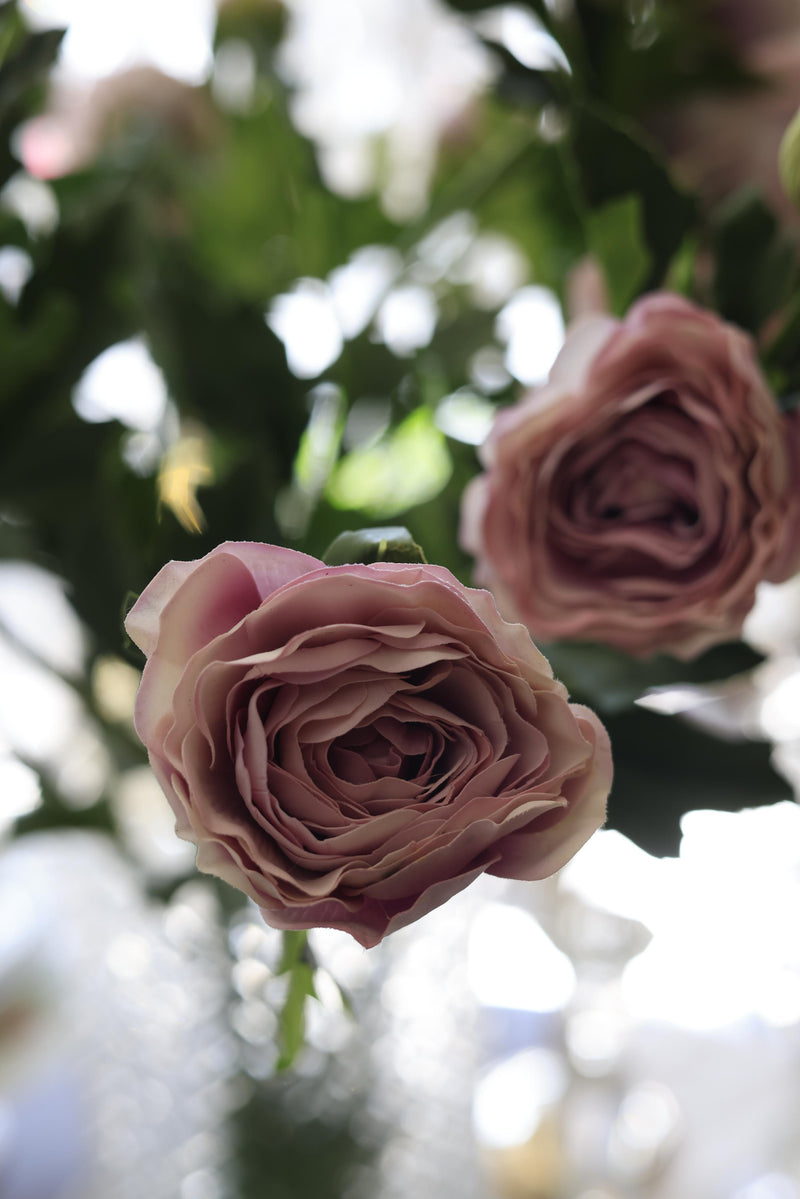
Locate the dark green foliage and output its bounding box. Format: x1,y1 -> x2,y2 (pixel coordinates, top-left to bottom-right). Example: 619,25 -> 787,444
604,707 -> 792,857
711,188 -> 799,332
0,3 -> 64,185
545,639 -> 765,716
322,526 -> 428,567
568,102 -> 696,289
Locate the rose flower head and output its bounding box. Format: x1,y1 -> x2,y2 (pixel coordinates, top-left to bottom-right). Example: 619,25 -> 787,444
125,542 -> 611,948
461,292 -> 800,660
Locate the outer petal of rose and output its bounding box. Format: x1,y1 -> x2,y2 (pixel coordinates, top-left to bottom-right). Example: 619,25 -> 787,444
258,860 -> 495,949
132,544 -> 318,745
126,559 -> 197,656
548,313 -> 618,390
566,255 -> 610,319
458,584 -> 560,689
208,540 -> 322,602
362,797 -> 559,903
258,564 -> 503,657
459,475 -> 489,558
148,751 -> 195,840
132,552 -> 260,746
487,705 -> 612,880
127,541 -> 319,661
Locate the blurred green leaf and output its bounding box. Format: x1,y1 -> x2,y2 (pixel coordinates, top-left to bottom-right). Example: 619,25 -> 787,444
569,0 -> 755,118
569,102 -> 695,288
327,406 -> 452,519
466,120 -> 585,292
711,188 -> 798,333
0,5 -> 64,185
604,707 -> 791,856
545,639 -> 765,715
585,191 -> 650,314
178,90 -> 394,300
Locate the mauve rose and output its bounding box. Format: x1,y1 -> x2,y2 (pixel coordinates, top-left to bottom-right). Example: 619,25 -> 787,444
126,542 -> 611,948
461,292 -> 800,659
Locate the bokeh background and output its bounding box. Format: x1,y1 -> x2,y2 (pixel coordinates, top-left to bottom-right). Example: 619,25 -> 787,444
4,1 -> 800,1196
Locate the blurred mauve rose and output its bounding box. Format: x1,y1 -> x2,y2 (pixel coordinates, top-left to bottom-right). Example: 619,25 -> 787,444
461,292 -> 800,660
126,542 -> 611,948
650,2 -> 800,226
708,0 -> 800,50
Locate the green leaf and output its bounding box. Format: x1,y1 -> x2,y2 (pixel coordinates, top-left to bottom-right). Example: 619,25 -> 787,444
467,121 -> 585,293
779,105 -> 800,213
711,188 -> 798,333
177,89 -> 394,300
322,526 -> 427,567
0,26 -> 63,119
326,406 -> 452,519
664,234 -> 699,296
603,707 -> 791,857
489,43 -> 569,111
0,8 -> 64,188
544,639 -> 764,715
569,103 -> 695,288
585,192 -> 650,315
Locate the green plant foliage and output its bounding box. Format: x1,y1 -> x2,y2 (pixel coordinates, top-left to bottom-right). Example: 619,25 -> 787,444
604,707 -> 792,857
545,640 -> 765,716
584,191 -> 650,314
322,526 -> 428,567
0,4 -> 64,185
711,188 -> 799,333
326,406 -> 452,519
462,118 -> 585,294
569,102 -> 695,289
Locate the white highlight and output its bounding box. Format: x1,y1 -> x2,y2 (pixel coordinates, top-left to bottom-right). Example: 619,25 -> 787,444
468,901 -> 575,1012
473,1048 -> 567,1148
267,279 -> 343,379
22,0 -> 216,85
497,285 -> 565,385
73,338 -> 169,431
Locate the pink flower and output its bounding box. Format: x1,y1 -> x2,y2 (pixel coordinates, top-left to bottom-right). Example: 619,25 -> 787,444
126,542 -> 611,948
461,293 -> 800,660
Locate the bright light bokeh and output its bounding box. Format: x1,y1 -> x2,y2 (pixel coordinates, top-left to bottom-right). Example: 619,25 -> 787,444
473,1047 -> 567,1149
0,246 -> 33,303
73,337 -> 169,431
468,901 -> 575,1012
497,285 -> 565,385
279,0 -> 493,216
21,0 -> 216,84
267,279 -> 344,379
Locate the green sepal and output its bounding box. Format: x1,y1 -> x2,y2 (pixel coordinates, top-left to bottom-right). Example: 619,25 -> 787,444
321,527 -> 428,567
